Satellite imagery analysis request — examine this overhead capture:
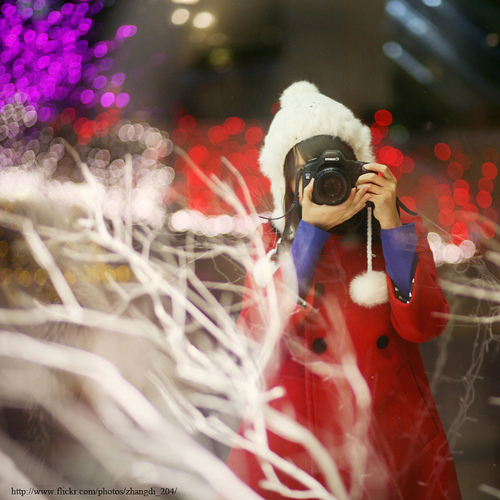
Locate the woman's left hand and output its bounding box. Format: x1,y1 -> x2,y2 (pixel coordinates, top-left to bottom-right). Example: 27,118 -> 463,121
356,163 -> 401,229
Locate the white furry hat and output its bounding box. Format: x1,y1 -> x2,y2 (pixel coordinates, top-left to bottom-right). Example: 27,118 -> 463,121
260,81 -> 375,234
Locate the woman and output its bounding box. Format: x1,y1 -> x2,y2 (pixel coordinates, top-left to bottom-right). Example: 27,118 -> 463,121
227,81 -> 461,499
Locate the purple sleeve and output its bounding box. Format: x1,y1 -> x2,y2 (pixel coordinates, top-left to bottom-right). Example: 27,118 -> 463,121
290,220 -> 331,297
381,223 -> 417,299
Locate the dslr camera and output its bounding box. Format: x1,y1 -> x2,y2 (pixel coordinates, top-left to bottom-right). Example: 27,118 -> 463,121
302,150 -> 370,205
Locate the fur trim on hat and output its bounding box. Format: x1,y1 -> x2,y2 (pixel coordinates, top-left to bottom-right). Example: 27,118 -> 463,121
260,81 -> 375,234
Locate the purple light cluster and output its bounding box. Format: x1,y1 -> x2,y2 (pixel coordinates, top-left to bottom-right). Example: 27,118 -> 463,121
0,0 -> 136,125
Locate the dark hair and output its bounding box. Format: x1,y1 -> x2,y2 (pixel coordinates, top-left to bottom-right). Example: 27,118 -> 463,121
282,135 -> 378,243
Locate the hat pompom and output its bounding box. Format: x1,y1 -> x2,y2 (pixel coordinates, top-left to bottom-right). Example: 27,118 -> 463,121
349,270 -> 389,308
280,81 -> 319,107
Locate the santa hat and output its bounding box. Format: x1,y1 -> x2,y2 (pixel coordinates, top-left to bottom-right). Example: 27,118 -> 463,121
258,81 -> 388,307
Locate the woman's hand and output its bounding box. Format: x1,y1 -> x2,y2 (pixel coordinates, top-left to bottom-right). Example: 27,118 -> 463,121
300,178 -> 371,231
356,163 -> 401,229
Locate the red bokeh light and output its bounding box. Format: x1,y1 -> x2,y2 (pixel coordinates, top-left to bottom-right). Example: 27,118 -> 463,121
241,144 -> 259,162
454,210 -> 468,224
483,207 -> 499,223
399,156 -> 414,173
224,117 -> 245,135
438,195 -> 455,211
185,168 -> 204,188
379,146 -> 403,166
171,128 -> 188,145
477,191 -> 493,208
399,196 -> 416,213
178,115 -> 196,131
478,177 -> 494,193
73,117 -> 87,133
206,156 -> 223,177
371,123 -> 389,138
439,209 -> 455,227
208,125 -> 228,144
371,127 -> 383,145
462,204 -> 479,221
189,193 -> 209,212
435,184 -> 451,198
451,222 -> 469,243
453,188 -> 469,206
77,119 -> 96,145
189,145 -> 209,165
374,109 -> 393,126
227,152 -> 246,170
245,127 -> 264,145
480,220 -> 496,239
482,162 -> 498,179
60,107 -> 76,124
434,143 -> 451,161
453,179 -> 469,192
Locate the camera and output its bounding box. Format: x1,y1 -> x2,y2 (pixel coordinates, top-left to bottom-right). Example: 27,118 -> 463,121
302,150 -> 369,205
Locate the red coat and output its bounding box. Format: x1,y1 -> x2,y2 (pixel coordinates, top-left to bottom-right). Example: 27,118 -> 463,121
227,217 -> 462,500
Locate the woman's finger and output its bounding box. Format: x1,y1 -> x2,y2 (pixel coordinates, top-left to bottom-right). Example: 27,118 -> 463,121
363,162 -> 396,181
300,177 -> 314,205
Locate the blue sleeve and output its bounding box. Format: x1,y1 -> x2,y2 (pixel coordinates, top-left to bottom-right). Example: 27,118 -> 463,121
381,223 -> 417,300
290,220 -> 331,297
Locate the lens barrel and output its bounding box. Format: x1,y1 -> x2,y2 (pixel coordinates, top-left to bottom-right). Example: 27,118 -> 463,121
313,168 -> 350,205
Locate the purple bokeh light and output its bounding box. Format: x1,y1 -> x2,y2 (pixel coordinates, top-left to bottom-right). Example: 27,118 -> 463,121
100,92 -> 115,107
93,75 -> 107,89
94,42 -> 108,58
115,93 -> 130,108
111,72 -> 126,87
0,0 -> 136,122
81,89 -> 94,104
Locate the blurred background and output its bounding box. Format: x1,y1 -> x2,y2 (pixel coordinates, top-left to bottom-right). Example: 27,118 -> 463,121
1,0 -> 500,498
95,1 -> 500,497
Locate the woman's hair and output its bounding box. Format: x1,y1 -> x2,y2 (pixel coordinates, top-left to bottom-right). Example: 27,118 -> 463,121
281,135 -> 379,243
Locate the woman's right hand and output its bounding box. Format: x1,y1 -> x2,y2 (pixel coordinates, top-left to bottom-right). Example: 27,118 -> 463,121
300,179 -> 371,231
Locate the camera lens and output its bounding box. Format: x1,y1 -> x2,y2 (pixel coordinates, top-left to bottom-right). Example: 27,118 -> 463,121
314,169 -> 350,205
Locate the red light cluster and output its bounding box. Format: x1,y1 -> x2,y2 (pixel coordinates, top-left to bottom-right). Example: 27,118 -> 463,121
64,108 -> 120,145
171,114 -> 269,213
172,106 -> 498,244
369,112 -> 499,244
430,141 -> 498,242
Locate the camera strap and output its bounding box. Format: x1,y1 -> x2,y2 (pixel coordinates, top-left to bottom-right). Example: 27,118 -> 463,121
396,197 -> 418,217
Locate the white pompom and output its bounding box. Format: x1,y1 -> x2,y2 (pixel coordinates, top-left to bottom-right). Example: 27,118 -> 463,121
349,270 -> 389,308
280,81 -> 319,106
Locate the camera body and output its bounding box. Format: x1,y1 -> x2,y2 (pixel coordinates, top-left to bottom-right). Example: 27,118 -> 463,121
302,150 -> 369,205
